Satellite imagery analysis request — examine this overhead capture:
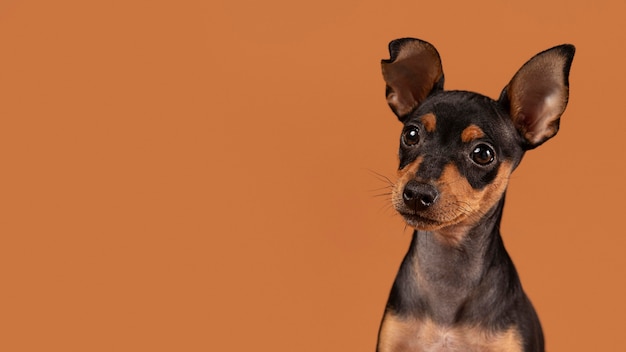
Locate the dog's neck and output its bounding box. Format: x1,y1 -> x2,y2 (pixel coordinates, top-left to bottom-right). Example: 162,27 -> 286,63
417,198 -> 504,288
397,197 -> 521,325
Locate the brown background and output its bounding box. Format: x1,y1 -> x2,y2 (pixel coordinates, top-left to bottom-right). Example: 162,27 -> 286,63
1,0 -> 625,351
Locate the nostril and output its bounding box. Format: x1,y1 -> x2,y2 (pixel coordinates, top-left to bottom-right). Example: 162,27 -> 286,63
419,193 -> 435,207
403,188 -> 416,202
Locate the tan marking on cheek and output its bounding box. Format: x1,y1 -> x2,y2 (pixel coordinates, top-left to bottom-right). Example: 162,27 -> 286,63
395,156 -> 423,191
434,164 -> 482,244
378,313 -> 523,352
392,156 -> 424,210
476,161 -> 514,218
461,124 -> 485,142
438,164 -> 478,205
420,113 -> 436,132
430,162 -> 514,244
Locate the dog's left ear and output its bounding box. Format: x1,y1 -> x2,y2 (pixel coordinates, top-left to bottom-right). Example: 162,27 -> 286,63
499,44 -> 575,149
382,38 -> 444,120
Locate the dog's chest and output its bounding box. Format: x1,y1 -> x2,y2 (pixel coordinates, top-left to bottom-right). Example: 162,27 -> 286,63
378,313 -> 522,352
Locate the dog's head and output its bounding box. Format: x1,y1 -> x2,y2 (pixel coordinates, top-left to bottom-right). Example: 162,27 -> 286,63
382,38 -> 574,241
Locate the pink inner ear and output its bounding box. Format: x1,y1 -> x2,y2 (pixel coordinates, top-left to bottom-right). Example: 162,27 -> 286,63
382,39 -> 443,118
517,88 -> 565,145
385,72 -> 422,117
507,50 -> 570,147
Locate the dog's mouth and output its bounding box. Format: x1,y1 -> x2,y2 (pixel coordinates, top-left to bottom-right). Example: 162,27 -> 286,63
397,211 -> 445,230
396,207 -> 468,231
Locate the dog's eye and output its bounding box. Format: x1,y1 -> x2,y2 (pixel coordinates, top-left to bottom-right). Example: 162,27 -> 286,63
471,144 -> 495,165
402,127 -> 420,146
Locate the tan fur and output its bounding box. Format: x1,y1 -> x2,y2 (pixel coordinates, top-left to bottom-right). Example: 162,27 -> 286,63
378,313 -> 523,352
392,162 -> 513,245
394,156 -> 424,195
460,124 -> 485,143
420,113 -> 437,133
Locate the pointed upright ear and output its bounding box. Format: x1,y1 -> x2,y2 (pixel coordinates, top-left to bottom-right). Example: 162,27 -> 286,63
382,38 -> 444,120
499,44 -> 575,149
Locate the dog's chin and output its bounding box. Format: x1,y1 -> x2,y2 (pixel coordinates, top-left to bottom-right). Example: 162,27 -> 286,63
399,211 -> 466,231
399,213 -> 444,231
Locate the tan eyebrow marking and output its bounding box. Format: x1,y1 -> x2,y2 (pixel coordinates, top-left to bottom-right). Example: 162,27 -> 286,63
420,113 -> 436,132
461,124 -> 485,142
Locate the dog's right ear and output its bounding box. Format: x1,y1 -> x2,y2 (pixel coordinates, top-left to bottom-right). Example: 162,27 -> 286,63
382,38 -> 444,120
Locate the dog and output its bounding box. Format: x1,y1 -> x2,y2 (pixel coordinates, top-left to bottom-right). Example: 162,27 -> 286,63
376,38 -> 574,352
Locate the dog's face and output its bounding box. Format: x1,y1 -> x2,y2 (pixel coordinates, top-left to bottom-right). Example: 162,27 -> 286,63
392,91 -> 523,236
381,38 -> 574,240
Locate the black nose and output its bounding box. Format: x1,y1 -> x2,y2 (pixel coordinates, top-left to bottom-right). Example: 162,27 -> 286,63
402,180 -> 439,210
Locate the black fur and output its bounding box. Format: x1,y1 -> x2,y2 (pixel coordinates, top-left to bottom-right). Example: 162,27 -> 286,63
377,38 -> 574,352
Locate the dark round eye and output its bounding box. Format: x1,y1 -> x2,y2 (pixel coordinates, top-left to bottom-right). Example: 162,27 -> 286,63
471,144 -> 495,165
402,126 -> 420,146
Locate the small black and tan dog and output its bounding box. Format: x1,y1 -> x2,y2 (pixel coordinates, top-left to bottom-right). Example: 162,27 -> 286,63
376,38 -> 574,352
